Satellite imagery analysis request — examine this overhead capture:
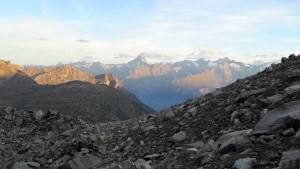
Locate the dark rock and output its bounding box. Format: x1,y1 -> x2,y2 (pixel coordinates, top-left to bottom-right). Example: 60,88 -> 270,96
278,149 -> 300,169
283,128 -> 296,136
252,100 -> 300,136
67,154 -> 101,169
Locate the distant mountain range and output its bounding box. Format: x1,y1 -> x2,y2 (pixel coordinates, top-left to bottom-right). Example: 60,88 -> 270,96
0,60 -> 153,122
65,52 -> 268,110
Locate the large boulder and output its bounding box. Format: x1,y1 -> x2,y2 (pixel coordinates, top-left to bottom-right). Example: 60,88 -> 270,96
217,129 -> 253,154
278,149 -> 300,169
252,100 -> 300,136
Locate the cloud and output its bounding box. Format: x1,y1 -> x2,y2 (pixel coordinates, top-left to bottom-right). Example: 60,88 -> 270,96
114,54 -> 133,59
76,39 -> 91,43
33,37 -> 50,41
0,18 -> 109,65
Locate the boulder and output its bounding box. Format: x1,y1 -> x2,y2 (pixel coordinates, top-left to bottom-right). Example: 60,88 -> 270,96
171,131 -> 187,142
261,94 -> 285,104
235,88 -> 266,102
278,149 -> 300,169
283,128 -> 295,136
233,158 -> 256,169
252,100 -> 300,136
284,84 -> 300,95
217,130 -> 253,154
67,154 -> 102,169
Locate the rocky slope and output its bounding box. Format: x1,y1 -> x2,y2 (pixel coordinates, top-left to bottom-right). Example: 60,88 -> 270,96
68,54 -> 265,110
1,54 -> 299,169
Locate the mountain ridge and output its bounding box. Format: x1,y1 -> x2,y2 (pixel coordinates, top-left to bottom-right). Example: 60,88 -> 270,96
66,54 -> 267,110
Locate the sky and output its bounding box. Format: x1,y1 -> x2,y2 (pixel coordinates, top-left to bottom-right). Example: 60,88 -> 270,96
0,0 -> 300,65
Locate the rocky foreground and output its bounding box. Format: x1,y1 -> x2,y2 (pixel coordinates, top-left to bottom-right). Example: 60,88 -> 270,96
1,54 -> 300,169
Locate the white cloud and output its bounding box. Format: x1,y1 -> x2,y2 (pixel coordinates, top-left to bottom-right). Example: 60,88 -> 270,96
0,18 -> 109,65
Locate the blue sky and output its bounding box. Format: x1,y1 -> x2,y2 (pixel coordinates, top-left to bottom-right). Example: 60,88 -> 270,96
0,0 -> 300,65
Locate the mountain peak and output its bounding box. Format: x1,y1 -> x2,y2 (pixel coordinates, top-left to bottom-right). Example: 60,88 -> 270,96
127,55 -> 148,66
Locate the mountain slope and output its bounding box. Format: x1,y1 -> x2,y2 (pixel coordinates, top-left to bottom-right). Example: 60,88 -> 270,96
0,74 -> 149,123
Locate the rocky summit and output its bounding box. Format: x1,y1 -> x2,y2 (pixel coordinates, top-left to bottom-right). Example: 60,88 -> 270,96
1,54 -> 300,169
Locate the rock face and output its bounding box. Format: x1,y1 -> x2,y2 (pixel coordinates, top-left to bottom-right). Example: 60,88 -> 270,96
1,54 -> 300,169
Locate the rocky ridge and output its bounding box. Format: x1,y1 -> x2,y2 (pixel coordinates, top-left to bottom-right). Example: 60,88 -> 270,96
1,54 -> 300,169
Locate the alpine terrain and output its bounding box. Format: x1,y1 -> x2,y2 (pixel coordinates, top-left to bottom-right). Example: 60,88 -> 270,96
1,54 -> 299,169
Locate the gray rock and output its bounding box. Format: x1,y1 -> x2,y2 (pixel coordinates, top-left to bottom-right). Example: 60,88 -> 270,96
134,159 -> 152,169
252,100 -> 300,136
171,131 -> 187,142
217,129 -> 252,145
119,159 -> 133,169
233,157 -> 256,169
187,107 -> 197,116
283,128 -> 295,136
262,94 -> 285,104
14,117 -> 23,127
235,88 -> 266,102
34,110 -> 45,121
143,125 -> 156,132
278,149 -> 300,169
12,162 -> 36,169
67,154 -> 101,169
295,131 -> 300,139
284,84 -> 300,95
217,130 -> 253,154
165,110 -> 175,119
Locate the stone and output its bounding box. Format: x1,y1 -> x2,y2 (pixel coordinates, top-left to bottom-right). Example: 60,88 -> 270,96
144,153 -> 160,160
187,107 -> 197,116
217,129 -> 252,145
143,125 -> 156,132
295,131 -> 300,139
67,154 -> 101,169
262,94 -> 285,104
233,157 -> 256,169
134,159 -> 152,169
119,159 -> 133,169
171,131 -> 187,142
284,84 -> 300,95
235,88 -> 266,102
14,117 -> 23,126
278,149 -> 300,169
165,110 -> 175,119
217,130 -> 253,154
252,100 -> 300,136
283,128 -> 295,136
34,110 -> 45,121
12,162 -> 34,169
